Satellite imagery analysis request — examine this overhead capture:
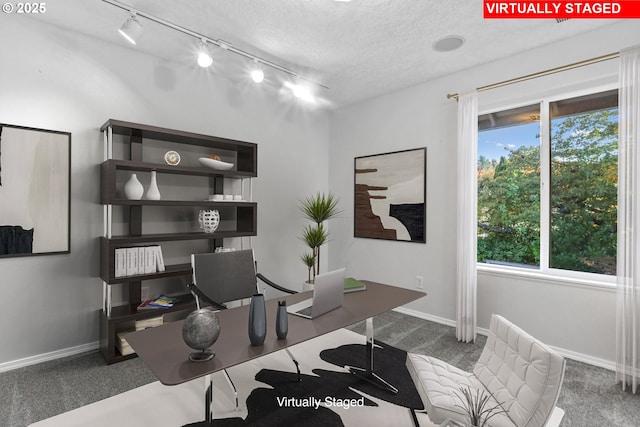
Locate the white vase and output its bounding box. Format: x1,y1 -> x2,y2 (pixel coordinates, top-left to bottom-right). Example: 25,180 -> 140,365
146,170 -> 161,200
124,173 -> 144,200
303,281 -> 314,292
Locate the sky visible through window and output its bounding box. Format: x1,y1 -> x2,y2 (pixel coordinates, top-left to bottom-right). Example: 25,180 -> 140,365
478,122 -> 540,161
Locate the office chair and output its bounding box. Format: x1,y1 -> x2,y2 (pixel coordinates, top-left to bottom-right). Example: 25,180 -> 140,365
186,249 -> 300,410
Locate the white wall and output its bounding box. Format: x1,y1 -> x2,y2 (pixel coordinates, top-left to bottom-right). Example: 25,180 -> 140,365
329,21 -> 639,366
0,17 -> 329,365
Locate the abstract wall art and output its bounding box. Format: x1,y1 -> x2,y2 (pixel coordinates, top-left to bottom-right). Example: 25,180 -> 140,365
354,148 -> 426,243
0,124 -> 71,257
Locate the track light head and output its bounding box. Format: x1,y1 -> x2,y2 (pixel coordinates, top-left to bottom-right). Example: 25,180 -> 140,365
118,12 -> 143,45
284,81 -> 316,103
250,61 -> 264,83
251,68 -> 264,83
197,39 -> 213,68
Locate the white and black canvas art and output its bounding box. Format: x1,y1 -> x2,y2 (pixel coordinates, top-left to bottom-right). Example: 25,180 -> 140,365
0,124 -> 71,257
354,148 -> 426,243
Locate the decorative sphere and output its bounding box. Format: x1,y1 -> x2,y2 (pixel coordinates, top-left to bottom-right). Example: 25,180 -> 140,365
182,309 -> 221,351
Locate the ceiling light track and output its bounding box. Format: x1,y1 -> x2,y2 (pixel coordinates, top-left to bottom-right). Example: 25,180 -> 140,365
102,0 -> 328,90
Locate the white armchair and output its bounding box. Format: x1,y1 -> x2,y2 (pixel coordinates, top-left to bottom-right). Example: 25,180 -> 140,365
406,314 -> 566,427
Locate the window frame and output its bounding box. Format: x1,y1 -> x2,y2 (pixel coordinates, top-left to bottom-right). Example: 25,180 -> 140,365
477,83 -> 618,288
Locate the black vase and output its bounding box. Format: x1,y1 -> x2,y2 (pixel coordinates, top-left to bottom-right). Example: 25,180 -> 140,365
276,300 -> 288,340
248,293 -> 266,346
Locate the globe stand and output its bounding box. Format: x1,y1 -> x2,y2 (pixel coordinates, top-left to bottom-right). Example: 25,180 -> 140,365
189,349 -> 215,362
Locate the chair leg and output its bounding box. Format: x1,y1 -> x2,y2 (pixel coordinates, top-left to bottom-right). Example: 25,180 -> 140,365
410,408 -> 421,427
223,369 -> 239,411
285,348 -> 302,382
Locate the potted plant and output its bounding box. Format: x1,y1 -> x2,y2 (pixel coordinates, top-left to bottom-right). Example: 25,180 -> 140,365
454,386 -> 507,427
299,192 -> 340,288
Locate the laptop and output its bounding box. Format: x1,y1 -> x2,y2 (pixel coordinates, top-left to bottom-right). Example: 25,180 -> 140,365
287,268 -> 345,319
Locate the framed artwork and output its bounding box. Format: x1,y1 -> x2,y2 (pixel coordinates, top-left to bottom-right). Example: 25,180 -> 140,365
354,147 -> 426,243
0,123 -> 71,258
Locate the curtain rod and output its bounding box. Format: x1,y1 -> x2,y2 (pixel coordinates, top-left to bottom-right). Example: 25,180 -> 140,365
447,51 -> 619,100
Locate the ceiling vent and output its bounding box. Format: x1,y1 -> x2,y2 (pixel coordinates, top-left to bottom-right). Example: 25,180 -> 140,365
555,18 -> 571,23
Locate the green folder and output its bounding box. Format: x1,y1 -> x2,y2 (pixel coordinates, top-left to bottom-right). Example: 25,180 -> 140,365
344,277 -> 367,293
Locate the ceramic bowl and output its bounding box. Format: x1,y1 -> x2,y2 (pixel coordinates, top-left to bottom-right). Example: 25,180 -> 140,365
198,157 -> 234,170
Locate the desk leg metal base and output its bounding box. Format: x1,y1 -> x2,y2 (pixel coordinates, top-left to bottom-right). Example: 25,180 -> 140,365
223,369 -> 239,411
285,348 -> 302,382
204,374 -> 213,424
345,317 -> 398,394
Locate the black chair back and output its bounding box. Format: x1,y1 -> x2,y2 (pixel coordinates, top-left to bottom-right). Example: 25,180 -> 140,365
190,249 -> 258,308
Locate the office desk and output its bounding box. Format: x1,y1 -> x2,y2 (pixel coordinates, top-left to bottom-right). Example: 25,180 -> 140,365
127,281 -> 425,421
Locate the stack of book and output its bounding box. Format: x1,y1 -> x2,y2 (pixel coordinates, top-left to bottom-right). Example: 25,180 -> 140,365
137,294 -> 178,310
114,245 -> 165,278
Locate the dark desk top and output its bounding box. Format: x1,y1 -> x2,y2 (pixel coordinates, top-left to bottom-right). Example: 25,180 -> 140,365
126,280 -> 426,385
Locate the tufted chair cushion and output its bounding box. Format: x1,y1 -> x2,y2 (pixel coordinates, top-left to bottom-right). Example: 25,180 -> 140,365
473,315 -> 565,427
406,353 -> 517,427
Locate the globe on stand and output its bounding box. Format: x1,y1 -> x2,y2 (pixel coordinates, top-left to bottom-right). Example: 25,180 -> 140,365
182,309 -> 221,362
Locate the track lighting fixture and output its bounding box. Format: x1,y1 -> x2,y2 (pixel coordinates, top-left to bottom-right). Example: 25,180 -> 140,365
118,12 -> 143,45
104,0 -> 327,101
250,61 -> 264,83
197,39 -> 213,68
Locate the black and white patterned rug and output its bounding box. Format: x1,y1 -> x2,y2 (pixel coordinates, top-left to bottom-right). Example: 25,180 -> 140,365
30,329 -> 434,427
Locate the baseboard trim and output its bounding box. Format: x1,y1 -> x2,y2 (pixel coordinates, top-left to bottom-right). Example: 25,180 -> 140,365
393,307 -> 457,327
0,341 -> 100,373
394,308 -> 616,372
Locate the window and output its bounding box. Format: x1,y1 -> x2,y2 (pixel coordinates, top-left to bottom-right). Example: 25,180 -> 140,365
477,89 -> 618,276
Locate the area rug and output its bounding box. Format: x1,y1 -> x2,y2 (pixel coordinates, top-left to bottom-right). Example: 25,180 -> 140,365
29,329 -> 434,427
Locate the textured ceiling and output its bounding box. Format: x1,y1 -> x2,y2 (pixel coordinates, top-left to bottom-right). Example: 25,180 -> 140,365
28,0 -> 618,108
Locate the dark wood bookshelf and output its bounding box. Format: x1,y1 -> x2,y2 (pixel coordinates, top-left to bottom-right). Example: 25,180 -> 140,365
99,119 -> 258,364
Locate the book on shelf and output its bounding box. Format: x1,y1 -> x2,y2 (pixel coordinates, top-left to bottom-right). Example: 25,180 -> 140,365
344,277 -> 367,293
155,245 -> 165,272
126,247 -> 138,276
116,332 -> 134,356
144,246 -> 157,274
137,247 -> 145,275
137,294 -> 178,310
114,248 -> 126,277
135,315 -> 163,330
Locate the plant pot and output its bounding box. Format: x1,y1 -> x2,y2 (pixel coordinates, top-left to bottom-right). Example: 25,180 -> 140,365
302,281 -> 314,292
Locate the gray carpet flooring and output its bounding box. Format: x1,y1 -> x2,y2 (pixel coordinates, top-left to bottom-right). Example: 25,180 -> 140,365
0,312 -> 638,427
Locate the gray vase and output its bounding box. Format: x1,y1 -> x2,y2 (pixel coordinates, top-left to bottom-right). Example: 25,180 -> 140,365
182,309 -> 221,362
276,300 -> 288,339
248,293 -> 266,346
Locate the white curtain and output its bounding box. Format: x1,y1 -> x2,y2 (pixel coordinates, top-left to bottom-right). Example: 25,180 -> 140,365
616,45 -> 640,394
456,91 -> 478,343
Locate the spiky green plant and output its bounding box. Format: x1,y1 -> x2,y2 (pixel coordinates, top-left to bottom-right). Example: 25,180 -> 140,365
299,192 -> 341,283
300,193 -> 340,224
454,387 -> 507,427
301,253 -> 315,283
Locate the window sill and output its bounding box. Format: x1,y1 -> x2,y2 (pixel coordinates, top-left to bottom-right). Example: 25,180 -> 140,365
477,263 -> 616,292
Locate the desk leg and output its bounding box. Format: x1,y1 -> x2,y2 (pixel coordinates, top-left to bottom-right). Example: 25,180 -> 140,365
204,374 -> 213,424
346,317 -> 398,394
